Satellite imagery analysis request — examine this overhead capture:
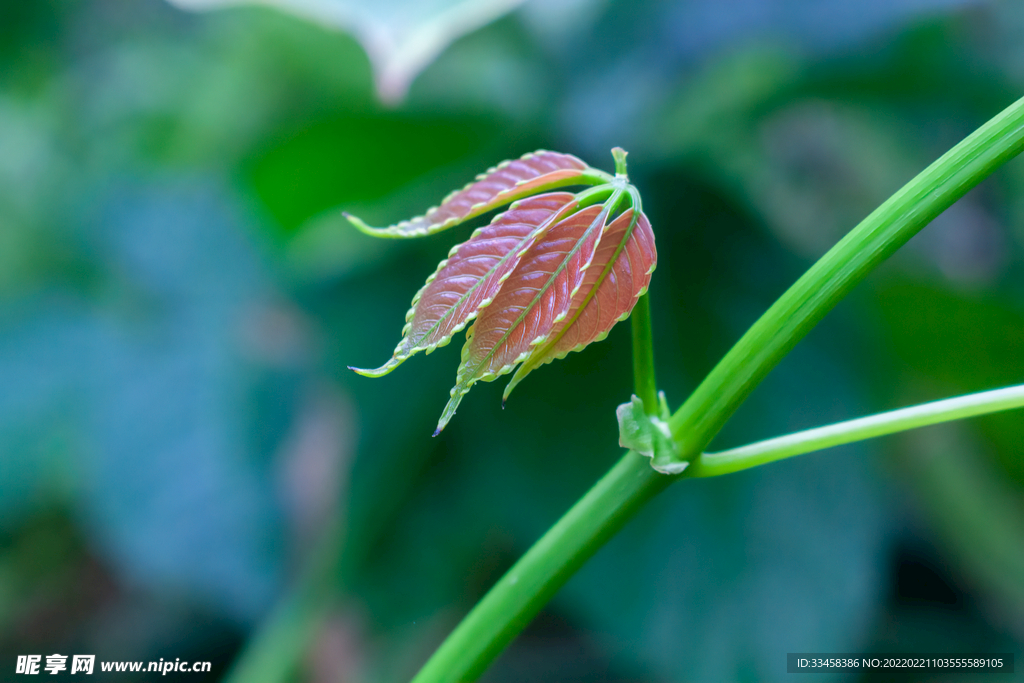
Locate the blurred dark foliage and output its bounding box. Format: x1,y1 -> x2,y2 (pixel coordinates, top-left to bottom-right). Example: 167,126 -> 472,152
1,0 -> 1023,681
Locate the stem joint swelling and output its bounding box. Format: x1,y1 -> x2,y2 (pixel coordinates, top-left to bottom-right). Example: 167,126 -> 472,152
617,393 -> 687,474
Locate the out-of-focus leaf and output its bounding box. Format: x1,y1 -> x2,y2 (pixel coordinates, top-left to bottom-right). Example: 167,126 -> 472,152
657,47 -> 803,159
80,183 -> 289,622
744,102 -> 924,257
351,192 -> 576,376
437,203 -> 612,433
345,150 -> 591,238
505,207 -> 655,399
285,208 -> 395,285
872,278 -> 1024,484
166,0 -> 529,103
0,310 -> 90,528
407,17 -> 552,121
248,113 -> 507,234
899,424 -> 1024,621
0,180 -> 292,623
666,94 -> 928,261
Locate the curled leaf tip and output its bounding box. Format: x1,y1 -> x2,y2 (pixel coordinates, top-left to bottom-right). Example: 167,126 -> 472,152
352,366 -> 387,376
344,212 -> 380,236
348,362 -> 397,378
501,376 -> 521,404
434,394 -> 462,435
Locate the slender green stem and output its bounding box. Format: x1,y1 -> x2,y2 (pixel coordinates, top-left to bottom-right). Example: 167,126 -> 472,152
631,292 -> 658,414
668,94 -> 1024,458
409,450 -> 670,683
689,383 -> 1024,478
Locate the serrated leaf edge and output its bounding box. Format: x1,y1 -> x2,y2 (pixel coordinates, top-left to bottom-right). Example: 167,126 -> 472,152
346,150 -> 605,239
501,198 -> 654,401
350,193 -> 585,377
434,194 -> 623,434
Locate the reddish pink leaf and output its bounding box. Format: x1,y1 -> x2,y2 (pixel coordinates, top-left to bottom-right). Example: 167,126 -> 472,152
345,151 -> 594,238
347,146 -> 658,434
503,209 -> 656,400
350,193 -> 578,377
435,202 -> 617,433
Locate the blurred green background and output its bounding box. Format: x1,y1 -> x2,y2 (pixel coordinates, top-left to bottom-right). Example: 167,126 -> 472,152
2,0 -> 1024,681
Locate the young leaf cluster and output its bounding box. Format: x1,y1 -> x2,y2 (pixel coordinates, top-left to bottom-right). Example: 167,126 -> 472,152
348,149 -> 657,434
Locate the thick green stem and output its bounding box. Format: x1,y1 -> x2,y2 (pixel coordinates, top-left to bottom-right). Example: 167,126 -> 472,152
631,292 -> 658,413
668,94 -> 1024,457
409,450 -> 670,683
690,383 -> 1024,478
